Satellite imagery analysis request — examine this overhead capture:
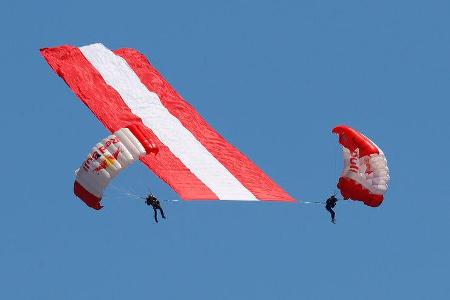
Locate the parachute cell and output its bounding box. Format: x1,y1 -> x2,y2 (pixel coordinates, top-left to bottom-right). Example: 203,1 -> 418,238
74,125 -> 158,209
333,125 -> 389,207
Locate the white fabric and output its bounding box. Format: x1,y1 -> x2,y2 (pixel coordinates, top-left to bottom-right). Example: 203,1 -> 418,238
114,130 -> 139,161
341,148 -> 389,195
122,128 -> 146,159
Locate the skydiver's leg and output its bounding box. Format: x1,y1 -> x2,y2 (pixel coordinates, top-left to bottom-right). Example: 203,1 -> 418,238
154,208 -> 158,223
330,209 -> 336,222
326,206 -> 335,222
159,207 -> 166,219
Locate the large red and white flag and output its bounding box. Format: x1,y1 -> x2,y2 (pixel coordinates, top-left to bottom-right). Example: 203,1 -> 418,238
41,43 -> 294,202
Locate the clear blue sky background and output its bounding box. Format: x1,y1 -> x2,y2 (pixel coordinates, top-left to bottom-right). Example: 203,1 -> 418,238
1,1 -> 449,299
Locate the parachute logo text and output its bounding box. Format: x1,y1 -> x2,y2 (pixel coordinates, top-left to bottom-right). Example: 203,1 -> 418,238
82,152 -> 100,171
349,149 -> 359,173
94,148 -> 121,173
82,137 -> 121,172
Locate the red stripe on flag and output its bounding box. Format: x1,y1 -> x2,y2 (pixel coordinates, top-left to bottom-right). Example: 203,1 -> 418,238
41,46 -> 218,200
115,48 -> 295,201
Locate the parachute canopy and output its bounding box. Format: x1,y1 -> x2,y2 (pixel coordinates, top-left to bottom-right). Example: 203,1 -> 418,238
75,125 -> 158,209
333,125 -> 389,207
41,43 -> 294,204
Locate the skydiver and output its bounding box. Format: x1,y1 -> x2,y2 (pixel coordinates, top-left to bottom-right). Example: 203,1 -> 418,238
145,194 -> 166,223
325,195 -> 338,224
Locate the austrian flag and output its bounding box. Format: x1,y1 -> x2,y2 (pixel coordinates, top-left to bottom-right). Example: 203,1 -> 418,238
41,43 -> 294,202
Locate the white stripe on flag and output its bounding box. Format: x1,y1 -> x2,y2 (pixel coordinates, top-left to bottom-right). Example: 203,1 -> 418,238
80,43 -> 257,200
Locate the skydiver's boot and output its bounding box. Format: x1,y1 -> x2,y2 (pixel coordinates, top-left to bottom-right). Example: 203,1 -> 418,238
160,209 -> 166,219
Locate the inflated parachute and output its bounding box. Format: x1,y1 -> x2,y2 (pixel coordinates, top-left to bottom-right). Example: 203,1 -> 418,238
41,43 -> 294,208
333,125 -> 389,207
75,125 -> 158,209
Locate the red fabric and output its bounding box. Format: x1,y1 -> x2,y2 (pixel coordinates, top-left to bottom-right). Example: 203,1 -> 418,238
337,177 -> 383,207
127,124 -> 158,155
74,181 -> 103,210
115,48 -> 295,202
332,125 -> 379,157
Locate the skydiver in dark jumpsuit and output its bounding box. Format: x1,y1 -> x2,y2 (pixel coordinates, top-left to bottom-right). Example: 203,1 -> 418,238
325,195 -> 338,224
146,195 -> 166,223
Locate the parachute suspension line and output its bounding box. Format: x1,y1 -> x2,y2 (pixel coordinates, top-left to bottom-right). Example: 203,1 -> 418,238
334,145 -> 338,177
298,200 -> 324,205
109,183 -> 145,200
333,145 -> 339,186
108,183 -> 181,203
146,185 -> 155,197
331,143 -> 340,197
135,172 -> 154,197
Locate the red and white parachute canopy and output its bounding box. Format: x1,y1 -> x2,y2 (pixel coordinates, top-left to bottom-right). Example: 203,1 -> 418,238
75,125 -> 158,210
333,125 -> 389,207
41,43 -> 294,206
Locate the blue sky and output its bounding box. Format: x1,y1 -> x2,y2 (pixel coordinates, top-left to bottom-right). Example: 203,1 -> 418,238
1,0 -> 450,299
